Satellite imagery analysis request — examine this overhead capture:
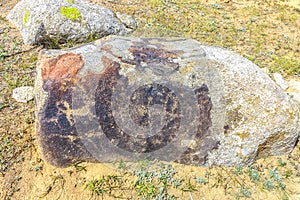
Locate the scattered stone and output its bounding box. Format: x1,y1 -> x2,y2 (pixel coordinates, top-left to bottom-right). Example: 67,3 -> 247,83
35,36 -> 300,167
273,73 -> 289,90
7,0 -> 136,45
12,86 -> 34,103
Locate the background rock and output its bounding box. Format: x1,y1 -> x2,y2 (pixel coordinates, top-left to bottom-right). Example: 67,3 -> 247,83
7,0 -> 136,45
35,36 -> 300,167
12,86 -> 34,103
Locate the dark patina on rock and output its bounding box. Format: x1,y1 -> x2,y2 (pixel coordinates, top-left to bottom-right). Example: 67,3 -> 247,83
35,36 -> 299,167
35,53 -> 96,166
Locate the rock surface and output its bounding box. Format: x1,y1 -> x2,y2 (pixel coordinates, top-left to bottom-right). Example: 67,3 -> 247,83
7,0 -> 136,45
288,79 -> 300,104
35,36 -> 300,167
12,86 -> 34,103
274,73 -> 288,90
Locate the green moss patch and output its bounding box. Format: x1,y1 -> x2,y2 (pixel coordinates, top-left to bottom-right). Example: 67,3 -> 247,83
60,6 -> 81,20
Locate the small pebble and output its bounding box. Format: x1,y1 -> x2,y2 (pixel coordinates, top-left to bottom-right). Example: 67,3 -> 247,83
12,86 -> 34,103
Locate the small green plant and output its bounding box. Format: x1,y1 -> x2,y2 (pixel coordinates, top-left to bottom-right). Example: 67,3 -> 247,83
235,188 -> 251,199
210,3 -> 223,9
85,178 -> 106,196
195,176 -> 208,185
204,171 -> 211,178
0,46 -> 5,61
269,169 -> 282,182
133,164 -> 180,199
25,117 -> 34,124
289,161 -> 296,166
23,9 -> 29,25
134,169 -> 159,198
60,6 -> 81,20
270,56 -> 300,76
181,178 -> 197,192
278,158 -> 287,167
247,167 -> 260,182
284,169 -> 292,178
42,36 -> 61,49
72,161 -> 86,172
234,166 -> 243,175
85,175 -> 127,198
172,178 -> 183,188
116,160 -> 128,171
263,179 -> 275,191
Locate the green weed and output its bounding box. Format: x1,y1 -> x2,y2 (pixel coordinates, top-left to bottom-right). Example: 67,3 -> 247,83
270,56 -> 300,76
278,158 -> 287,167
180,178 -> 197,192
234,166 -> 243,175
247,167 -> 260,182
72,161 -> 87,172
85,175 -> 128,198
194,176 -> 208,185
133,163 -> 181,199
263,179 -> 275,191
235,188 -> 251,199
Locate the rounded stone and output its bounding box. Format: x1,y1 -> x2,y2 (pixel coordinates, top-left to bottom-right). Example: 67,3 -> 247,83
35,36 -> 300,167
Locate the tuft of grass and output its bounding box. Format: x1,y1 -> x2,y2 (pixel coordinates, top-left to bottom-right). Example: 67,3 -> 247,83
72,161 -> 87,172
270,56 -> 300,76
85,175 -> 129,198
133,163 -> 181,199
180,178 -> 197,192
0,45 -> 6,61
278,158 -> 287,167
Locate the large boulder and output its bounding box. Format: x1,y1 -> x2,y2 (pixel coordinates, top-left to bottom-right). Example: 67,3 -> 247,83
7,0 -> 136,45
35,36 -> 300,167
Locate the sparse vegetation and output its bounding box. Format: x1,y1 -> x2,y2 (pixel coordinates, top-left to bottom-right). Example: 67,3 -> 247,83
85,175 -> 129,198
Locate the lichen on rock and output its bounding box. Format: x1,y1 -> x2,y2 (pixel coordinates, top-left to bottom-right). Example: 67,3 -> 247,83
7,0 -> 137,45
60,6 -> 81,20
23,9 -> 29,25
